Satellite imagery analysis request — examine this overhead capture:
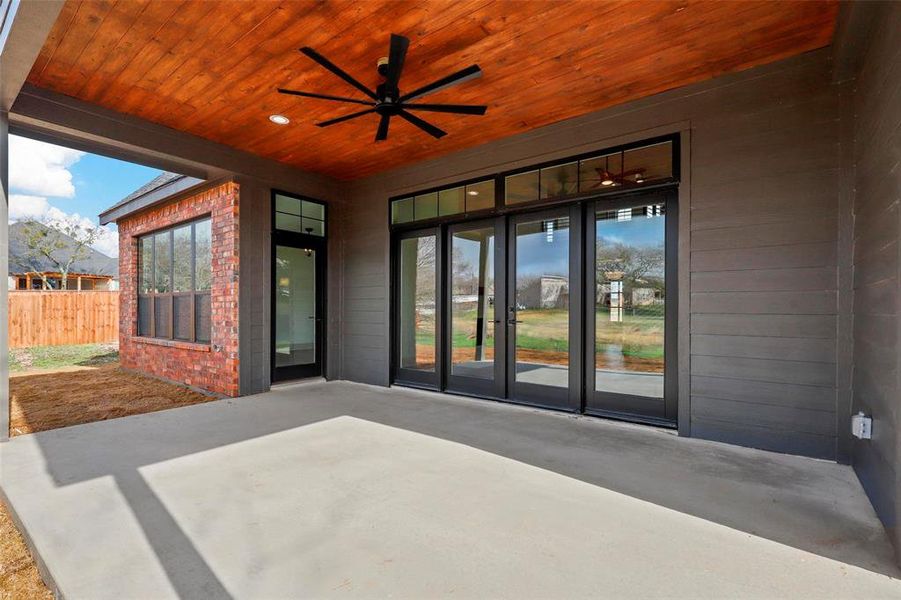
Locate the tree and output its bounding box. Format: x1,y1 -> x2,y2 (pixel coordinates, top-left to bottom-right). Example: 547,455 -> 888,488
596,241 -> 665,291
19,218 -> 103,290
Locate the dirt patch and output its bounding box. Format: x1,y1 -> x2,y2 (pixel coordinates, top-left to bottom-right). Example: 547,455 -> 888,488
9,363 -> 217,437
0,501 -> 52,600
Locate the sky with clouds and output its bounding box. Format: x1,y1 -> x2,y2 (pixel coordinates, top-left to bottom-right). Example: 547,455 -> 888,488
8,135 -> 162,257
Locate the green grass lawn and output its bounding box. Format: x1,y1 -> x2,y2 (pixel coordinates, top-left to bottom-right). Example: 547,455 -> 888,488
415,307 -> 664,359
8,343 -> 119,373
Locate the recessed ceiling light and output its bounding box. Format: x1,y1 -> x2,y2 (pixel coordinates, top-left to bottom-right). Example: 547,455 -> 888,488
467,190 -> 479,196
601,179 -> 614,186
269,114 -> 290,125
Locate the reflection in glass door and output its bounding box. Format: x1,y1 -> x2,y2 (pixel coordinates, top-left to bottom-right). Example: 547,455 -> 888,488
507,208 -> 581,410
395,230 -> 440,387
273,243 -> 323,381
586,194 -> 676,421
446,220 -> 504,397
391,191 -> 675,424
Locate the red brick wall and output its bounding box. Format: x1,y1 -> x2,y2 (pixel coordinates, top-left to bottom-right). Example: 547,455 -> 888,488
118,182 -> 240,396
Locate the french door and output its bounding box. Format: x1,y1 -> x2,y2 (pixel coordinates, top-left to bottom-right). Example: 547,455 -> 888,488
505,206 -> 582,411
392,189 -> 676,425
585,191 -> 677,422
272,232 -> 325,382
445,219 -> 505,398
394,228 -> 442,388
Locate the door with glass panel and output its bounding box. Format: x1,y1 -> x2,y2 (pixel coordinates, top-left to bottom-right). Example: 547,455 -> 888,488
506,207 -> 581,410
445,219 -> 505,398
272,192 -> 327,382
585,192 -> 676,422
272,235 -> 324,381
394,229 -> 441,388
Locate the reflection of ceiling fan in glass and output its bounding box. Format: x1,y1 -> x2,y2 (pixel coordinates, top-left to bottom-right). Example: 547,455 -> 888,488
584,154 -> 646,189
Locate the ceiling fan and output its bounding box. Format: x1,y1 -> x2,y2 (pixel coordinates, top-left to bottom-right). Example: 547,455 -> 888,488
278,33 -> 487,142
587,167 -> 647,188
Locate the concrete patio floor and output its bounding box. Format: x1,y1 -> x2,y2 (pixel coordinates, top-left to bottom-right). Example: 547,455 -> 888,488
1,381 -> 899,599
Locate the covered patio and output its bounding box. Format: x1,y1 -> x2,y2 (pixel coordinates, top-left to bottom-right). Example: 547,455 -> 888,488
1,381 -> 898,598
1,0 -> 900,594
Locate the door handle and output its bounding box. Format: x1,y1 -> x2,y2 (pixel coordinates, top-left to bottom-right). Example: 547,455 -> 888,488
507,318 -> 522,325
308,316 -> 322,321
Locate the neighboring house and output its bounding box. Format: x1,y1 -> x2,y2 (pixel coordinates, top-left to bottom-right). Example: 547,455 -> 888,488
518,276 -> 569,310
7,221 -> 118,291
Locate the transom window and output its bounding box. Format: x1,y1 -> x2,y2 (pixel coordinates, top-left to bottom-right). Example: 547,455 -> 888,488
506,141 -> 673,204
137,217 -> 212,343
389,138 -> 676,227
392,179 -> 495,225
274,193 -> 326,236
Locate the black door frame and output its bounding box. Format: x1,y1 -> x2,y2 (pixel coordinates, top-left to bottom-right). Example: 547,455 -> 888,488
387,136 -> 680,427
271,229 -> 327,383
505,205 -> 583,412
392,227 -> 443,389
583,189 -> 678,425
444,217 -> 507,399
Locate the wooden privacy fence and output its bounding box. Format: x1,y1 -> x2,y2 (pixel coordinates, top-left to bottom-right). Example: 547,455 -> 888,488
8,291 -> 119,348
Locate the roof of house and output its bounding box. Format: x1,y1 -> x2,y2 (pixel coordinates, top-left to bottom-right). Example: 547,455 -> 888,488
8,221 -> 118,278
98,171 -> 205,225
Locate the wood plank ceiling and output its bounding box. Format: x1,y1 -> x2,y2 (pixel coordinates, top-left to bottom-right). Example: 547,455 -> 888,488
26,0 -> 837,180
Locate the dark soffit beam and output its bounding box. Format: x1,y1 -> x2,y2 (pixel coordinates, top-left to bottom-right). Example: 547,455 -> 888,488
10,83 -> 339,196
0,1 -> 65,111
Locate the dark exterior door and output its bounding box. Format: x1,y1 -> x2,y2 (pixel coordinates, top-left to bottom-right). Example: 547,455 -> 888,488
505,206 -> 582,411
393,227 -> 442,388
272,232 -> 325,382
445,218 -> 506,398
584,190 -> 677,423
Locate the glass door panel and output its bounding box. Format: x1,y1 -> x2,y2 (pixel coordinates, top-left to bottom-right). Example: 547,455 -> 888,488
273,242 -> 322,381
395,231 -> 440,387
586,195 -> 675,421
507,209 -> 580,410
446,220 -> 503,397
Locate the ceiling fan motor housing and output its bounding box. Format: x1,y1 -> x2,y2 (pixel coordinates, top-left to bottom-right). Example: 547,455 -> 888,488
377,56 -> 389,77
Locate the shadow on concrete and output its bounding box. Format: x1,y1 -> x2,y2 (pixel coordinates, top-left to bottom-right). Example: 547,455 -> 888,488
9,380 -> 900,596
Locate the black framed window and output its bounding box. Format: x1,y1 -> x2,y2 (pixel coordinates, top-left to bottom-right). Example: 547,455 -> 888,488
390,134 -> 680,426
138,217 -> 212,343
389,136 -> 677,229
391,179 -> 496,225
274,193 -> 326,236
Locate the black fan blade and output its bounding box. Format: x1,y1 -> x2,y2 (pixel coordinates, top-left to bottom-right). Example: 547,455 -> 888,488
316,108 -> 376,127
300,46 -> 378,100
397,110 -> 446,138
277,88 -> 374,106
385,34 -> 409,92
402,103 -> 487,115
398,64 -> 482,102
375,114 -> 391,141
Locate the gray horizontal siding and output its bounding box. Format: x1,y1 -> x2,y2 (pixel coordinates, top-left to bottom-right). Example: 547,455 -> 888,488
690,291 -> 836,315
691,376 -> 834,411
849,0 -> 901,560
337,186 -> 391,386
691,267 -> 836,292
691,219 -> 837,251
691,313 -> 836,338
691,418 -> 835,459
337,50 -> 844,459
691,334 -> 835,363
